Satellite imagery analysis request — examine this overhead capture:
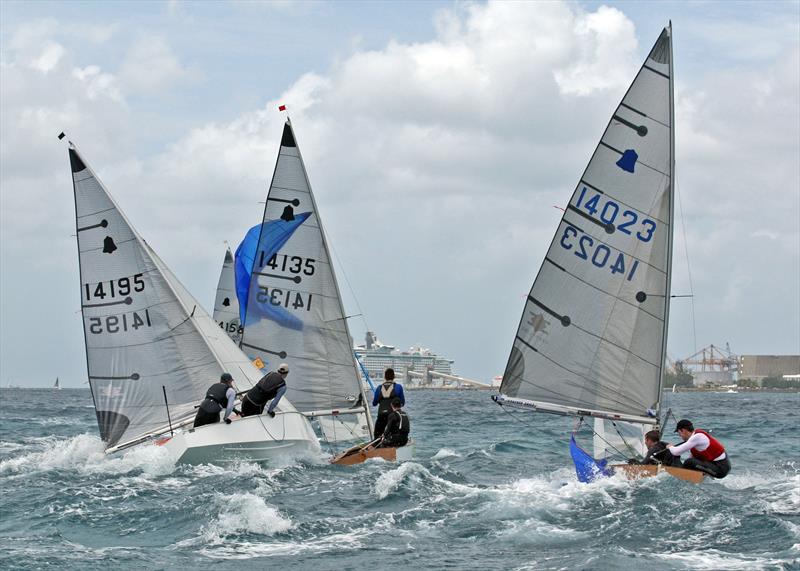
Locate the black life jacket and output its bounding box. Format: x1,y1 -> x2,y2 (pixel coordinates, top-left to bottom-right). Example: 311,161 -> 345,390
246,372 -> 286,406
376,382 -> 396,415
386,410 -> 410,437
201,382 -> 230,412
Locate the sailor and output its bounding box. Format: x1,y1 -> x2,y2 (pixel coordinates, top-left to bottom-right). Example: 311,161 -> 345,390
240,363 -> 289,419
628,430 -> 681,467
378,398 -> 410,448
666,419 -> 731,478
193,373 -> 237,428
372,368 -> 405,438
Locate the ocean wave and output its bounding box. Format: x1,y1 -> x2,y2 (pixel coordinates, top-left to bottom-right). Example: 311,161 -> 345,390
372,461 -> 481,500
652,548 -> 796,570
0,433 -> 175,477
431,448 -> 462,460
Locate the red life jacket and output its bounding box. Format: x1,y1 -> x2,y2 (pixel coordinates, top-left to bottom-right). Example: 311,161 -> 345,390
689,429 -> 726,461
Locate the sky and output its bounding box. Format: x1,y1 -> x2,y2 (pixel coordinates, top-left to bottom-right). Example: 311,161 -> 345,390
1,0 -> 798,387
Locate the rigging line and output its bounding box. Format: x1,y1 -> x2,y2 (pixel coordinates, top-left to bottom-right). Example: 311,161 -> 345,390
610,421 -> 642,459
326,232 -> 369,333
675,178 -> 697,354
585,424 -> 630,460
493,398 -> 532,425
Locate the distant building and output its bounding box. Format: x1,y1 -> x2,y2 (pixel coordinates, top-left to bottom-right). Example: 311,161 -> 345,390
739,355 -> 800,384
692,371 -> 734,387
354,331 -> 454,383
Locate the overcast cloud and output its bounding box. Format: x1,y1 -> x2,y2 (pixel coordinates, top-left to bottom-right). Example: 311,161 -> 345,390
1,1 -> 798,386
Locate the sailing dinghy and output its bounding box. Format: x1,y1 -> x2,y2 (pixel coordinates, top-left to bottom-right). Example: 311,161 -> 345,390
67,142 -> 318,464
492,25 -> 700,483
215,119 -> 411,465
54,377 -> 61,390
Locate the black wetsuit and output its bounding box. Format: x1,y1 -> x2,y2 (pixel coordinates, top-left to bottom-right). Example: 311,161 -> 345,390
379,409 -> 410,448
193,382 -> 230,428
643,441 -> 682,467
683,456 -> 731,478
373,381 -> 401,438
241,372 -> 285,417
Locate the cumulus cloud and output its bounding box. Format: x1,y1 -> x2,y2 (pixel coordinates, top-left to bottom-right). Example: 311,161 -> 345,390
119,34 -> 198,94
1,1 -> 798,385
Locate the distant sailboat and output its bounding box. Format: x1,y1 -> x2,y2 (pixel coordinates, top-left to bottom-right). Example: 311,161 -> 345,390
492,25 -> 701,483
54,377 -> 61,390
672,384 -> 676,393
67,141 -> 318,463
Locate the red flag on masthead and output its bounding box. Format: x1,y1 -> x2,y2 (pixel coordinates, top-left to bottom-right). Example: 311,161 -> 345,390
278,104 -> 287,111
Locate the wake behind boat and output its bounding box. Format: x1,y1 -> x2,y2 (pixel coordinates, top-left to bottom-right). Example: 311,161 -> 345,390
66,140 -> 318,464
492,25 -> 704,483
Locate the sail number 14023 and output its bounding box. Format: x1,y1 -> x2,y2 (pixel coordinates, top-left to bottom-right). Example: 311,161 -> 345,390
560,226 -> 639,281
574,187 -> 656,243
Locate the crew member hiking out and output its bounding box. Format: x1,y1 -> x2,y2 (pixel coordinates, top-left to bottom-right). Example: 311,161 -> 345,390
667,419 -> 731,478
628,430 -> 682,467
241,363 -> 289,418
377,398 -> 410,448
372,368 -> 405,438
193,373 -> 237,428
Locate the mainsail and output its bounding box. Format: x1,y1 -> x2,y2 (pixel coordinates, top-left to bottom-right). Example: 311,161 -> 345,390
237,121 -> 371,435
69,144 -> 265,451
497,27 -> 675,439
212,246 -> 243,346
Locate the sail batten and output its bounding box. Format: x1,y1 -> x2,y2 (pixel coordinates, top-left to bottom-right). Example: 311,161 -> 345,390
499,27 -> 674,424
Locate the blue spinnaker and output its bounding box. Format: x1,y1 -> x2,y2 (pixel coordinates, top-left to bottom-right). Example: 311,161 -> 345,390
234,213 -> 311,329
570,434 -> 611,483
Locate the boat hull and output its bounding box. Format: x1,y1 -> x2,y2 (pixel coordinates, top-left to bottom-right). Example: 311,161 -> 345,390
331,442 -> 414,466
159,412 -> 319,465
610,463 -> 705,484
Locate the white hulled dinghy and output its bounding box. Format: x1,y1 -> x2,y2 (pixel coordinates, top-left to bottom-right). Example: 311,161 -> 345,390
492,25 -> 702,484
67,143 -> 318,464
216,119 -> 412,465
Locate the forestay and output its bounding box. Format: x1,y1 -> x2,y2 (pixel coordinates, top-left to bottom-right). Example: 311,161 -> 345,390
213,247 -> 243,346
238,121 -> 369,425
498,27 -> 674,427
69,145 -> 263,451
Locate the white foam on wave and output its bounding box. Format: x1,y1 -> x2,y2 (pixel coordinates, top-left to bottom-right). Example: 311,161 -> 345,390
0,433 -> 175,477
372,461 -> 480,500
431,448 -> 461,460
215,492 -> 293,538
652,548 -> 793,570
176,492 -> 314,557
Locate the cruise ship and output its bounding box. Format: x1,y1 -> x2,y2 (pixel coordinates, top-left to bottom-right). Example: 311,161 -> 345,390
354,332 -> 454,383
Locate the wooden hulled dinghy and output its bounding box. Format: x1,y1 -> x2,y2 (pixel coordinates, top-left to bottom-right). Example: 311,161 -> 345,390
331,440 -> 414,466
611,463 -> 705,484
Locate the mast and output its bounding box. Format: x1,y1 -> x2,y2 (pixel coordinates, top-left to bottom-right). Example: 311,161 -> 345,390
656,22 -> 676,424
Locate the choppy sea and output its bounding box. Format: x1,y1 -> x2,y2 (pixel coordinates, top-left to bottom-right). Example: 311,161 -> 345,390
0,388 -> 797,570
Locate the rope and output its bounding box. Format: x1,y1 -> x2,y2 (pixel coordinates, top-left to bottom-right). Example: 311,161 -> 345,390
675,179 -> 698,353
610,420 -> 643,459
